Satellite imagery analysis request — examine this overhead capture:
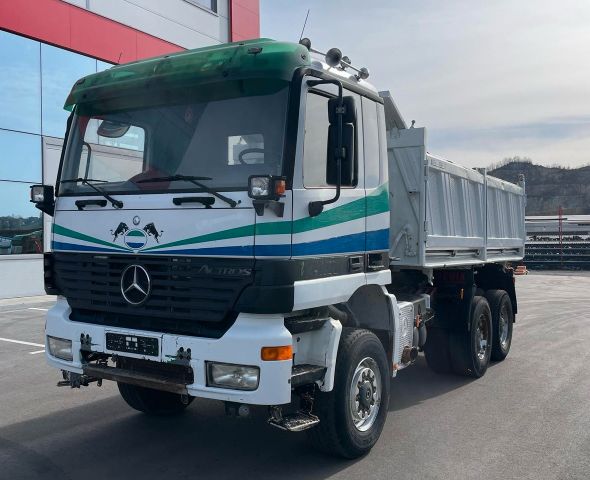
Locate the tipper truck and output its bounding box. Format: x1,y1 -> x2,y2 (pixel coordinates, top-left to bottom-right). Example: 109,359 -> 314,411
31,38 -> 526,458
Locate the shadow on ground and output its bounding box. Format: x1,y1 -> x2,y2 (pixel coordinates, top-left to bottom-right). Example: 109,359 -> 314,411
0,357 -> 479,480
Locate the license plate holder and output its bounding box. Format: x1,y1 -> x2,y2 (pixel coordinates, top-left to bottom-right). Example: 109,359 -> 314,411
105,332 -> 159,357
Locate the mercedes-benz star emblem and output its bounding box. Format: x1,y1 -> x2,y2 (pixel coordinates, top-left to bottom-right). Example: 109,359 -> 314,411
120,265 -> 151,305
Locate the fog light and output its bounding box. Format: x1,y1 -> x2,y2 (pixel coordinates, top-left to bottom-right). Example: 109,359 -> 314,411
206,362 -> 259,391
47,336 -> 73,361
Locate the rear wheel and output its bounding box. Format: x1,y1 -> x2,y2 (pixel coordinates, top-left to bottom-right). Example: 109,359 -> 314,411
485,289 -> 514,361
450,296 -> 492,378
306,329 -> 390,458
423,326 -> 452,374
118,383 -> 193,416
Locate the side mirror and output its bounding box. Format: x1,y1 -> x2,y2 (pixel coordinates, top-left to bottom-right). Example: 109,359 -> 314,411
326,124 -> 354,185
326,96 -> 356,185
30,185 -> 55,216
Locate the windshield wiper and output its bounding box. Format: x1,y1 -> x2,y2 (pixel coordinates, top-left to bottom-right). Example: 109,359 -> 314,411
60,178 -> 124,209
137,175 -> 239,208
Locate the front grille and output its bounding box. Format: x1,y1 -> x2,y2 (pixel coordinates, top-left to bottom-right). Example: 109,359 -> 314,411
53,253 -> 254,337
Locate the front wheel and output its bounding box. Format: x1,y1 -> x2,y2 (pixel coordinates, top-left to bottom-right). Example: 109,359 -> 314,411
306,329 -> 390,458
118,383 -> 193,416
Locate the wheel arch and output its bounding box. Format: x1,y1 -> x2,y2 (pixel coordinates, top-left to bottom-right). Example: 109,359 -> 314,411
335,285 -> 395,371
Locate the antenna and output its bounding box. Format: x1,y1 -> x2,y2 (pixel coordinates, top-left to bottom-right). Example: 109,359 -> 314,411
117,51 -> 123,64
299,9 -> 310,42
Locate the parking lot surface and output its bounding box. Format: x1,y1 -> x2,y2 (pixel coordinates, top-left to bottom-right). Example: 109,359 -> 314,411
1,273 -> 589,480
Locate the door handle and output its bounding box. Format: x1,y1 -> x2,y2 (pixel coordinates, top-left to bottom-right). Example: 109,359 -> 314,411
173,196 -> 215,207
75,199 -> 107,210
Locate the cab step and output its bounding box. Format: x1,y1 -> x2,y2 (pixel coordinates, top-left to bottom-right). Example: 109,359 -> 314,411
268,411 -> 320,432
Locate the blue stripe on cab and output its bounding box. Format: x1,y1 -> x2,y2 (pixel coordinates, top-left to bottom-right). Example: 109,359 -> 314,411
154,245 -> 254,256
255,244 -> 291,257
292,231 -> 365,256
366,229 -> 389,251
52,230 -> 390,258
52,241 -> 127,254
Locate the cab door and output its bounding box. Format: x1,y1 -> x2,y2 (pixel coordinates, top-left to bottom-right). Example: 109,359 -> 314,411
291,80 -> 366,263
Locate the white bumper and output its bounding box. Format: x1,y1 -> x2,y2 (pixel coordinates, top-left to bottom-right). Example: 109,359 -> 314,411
45,298 -> 293,405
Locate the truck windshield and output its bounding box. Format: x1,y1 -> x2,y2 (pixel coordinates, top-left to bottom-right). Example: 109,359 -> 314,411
58,82 -> 289,195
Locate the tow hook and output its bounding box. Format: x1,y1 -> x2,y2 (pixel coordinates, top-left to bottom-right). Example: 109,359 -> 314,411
57,369 -> 102,388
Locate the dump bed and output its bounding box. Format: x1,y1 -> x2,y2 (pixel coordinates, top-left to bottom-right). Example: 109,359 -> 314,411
387,127 -> 526,268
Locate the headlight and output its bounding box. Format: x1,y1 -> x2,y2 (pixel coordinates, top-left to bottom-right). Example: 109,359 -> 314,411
47,336 -> 73,361
206,362 -> 259,391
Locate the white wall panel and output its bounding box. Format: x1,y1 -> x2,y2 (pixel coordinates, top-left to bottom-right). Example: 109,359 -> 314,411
218,20 -> 230,43
217,0 -> 230,19
81,0 -> 229,48
0,258 -> 44,298
125,0 -> 221,40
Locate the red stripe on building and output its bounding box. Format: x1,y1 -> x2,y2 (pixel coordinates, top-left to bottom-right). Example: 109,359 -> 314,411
0,0 -> 183,63
230,0 -> 260,42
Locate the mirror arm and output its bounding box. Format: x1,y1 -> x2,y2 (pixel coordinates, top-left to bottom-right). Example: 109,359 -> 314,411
83,141 -> 92,180
307,79 -> 344,217
35,202 -> 55,216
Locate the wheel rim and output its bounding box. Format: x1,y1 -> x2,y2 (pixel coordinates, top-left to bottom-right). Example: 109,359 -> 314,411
475,313 -> 491,360
349,357 -> 382,432
499,303 -> 510,349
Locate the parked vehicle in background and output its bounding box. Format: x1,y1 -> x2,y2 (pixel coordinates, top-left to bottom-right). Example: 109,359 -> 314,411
31,38 -> 526,458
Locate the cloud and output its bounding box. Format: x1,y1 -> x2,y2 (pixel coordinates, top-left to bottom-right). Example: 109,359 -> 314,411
261,0 -> 590,168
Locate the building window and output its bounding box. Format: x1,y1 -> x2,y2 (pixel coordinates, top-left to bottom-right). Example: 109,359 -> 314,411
41,44 -> 97,138
0,130 -> 42,183
0,181 -> 43,255
0,31 -> 41,135
185,0 -> 217,13
0,32 -> 115,258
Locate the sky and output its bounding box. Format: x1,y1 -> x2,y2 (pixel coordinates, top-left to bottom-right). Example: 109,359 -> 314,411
260,0 -> 590,168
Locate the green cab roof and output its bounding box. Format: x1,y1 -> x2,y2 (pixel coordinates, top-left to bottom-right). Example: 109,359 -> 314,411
64,38 -> 311,110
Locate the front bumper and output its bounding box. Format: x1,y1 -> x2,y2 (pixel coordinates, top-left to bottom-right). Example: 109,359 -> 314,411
45,298 -> 293,405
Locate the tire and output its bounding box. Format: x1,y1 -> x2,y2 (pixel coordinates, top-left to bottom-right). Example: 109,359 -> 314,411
423,326 -> 452,374
306,329 -> 390,458
485,289 -> 514,361
118,382 -> 193,416
449,296 -> 492,378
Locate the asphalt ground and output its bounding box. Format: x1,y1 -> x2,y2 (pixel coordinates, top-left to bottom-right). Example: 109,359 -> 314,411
0,272 -> 589,480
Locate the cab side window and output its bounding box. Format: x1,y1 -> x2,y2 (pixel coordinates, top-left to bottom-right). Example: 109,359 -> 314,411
361,97 -> 381,188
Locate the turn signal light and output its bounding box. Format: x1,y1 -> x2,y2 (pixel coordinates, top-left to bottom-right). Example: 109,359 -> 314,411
261,345 -> 293,361
274,179 -> 286,196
